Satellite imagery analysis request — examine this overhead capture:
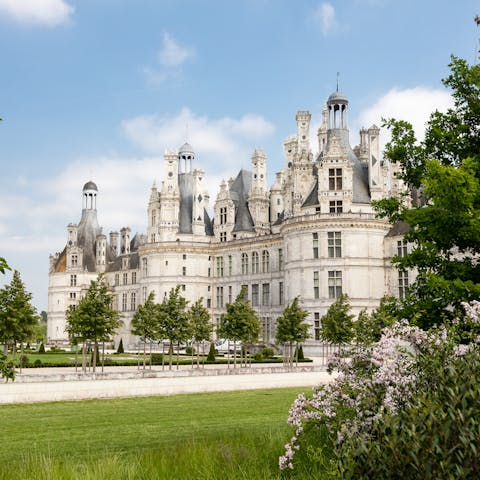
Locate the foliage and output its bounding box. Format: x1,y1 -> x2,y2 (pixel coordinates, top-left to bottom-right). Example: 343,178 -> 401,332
116,338 -> 124,354
188,298 -> 212,367
65,274 -> 120,372
320,294 -> 354,345
206,342 -> 216,361
38,342 -> 45,353
0,352 -> 15,382
261,347 -> 275,359
294,344 -> 304,361
374,56 -> 480,329
0,257 -> 10,275
353,296 -> 398,345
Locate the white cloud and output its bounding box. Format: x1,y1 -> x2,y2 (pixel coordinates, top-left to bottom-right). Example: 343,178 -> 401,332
354,86 -> 454,151
312,2 -> 337,36
0,0 -> 74,26
158,32 -> 194,68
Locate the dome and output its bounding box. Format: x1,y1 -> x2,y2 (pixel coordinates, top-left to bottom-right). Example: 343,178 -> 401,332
327,90 -> 348,104
83,181 -> 98,191
179,142 -> 194,155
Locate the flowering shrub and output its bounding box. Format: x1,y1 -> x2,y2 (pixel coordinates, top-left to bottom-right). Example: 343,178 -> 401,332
280,307 -> 480,477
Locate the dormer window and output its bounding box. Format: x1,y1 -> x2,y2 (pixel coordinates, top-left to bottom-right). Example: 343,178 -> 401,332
329,168 -> 342,191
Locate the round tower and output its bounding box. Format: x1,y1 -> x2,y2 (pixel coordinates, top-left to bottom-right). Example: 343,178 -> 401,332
82,181 -> 98,210
178,142 -> 195,173
327,90 -> 349,130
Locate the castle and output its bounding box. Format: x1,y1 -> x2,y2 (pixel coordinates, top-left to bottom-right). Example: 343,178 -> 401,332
47,90 -> 408,350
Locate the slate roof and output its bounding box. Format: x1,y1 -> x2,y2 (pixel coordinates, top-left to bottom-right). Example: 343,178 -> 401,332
230,169 -> 255,233
386,221 -> 410,238
302,180 -> 319,207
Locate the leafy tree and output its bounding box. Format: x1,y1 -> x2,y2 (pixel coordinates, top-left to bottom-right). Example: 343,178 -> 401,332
131,292 -> 159,370
206,341 -> 216,362
188,298 -> 212,367
0,257 -> 9,275
218,287 -> 260,368
0,271 -> 38,360
353,296 -> 398,345
320,294 -> 354,346
65,274 -> 120,372
276,297 -> 310,367
0,352 -> 14,382
375,56 -> 480,329
157,286 -> 190,370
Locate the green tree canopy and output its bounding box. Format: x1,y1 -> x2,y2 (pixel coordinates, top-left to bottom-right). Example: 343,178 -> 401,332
188,298 -> 212,367
0,257 -> 9,275
375,56 -> 480,329
320,294 -> 354,345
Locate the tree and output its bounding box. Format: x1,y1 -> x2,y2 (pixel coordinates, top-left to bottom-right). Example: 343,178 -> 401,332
275,297 -> 310,367
218,287 -> 260,368
375,56 -> 480,329
131,292 -> 159,370
0,271 -> 38,361
157,286 -> 190,370
320,294 -> 354,345
0,257 -> 9,275
188,298 -> 213,368
65,274 -> 120,372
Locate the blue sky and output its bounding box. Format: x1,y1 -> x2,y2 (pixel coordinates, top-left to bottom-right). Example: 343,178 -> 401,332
0,0 -> 478,311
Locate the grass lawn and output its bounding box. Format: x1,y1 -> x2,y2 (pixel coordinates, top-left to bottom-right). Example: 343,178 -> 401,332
0,387 -> 312,479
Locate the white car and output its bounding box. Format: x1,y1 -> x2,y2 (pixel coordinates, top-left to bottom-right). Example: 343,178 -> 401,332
215,339 -> 242,354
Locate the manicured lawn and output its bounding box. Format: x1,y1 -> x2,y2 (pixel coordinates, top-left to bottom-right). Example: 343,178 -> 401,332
0,387 -> 310,479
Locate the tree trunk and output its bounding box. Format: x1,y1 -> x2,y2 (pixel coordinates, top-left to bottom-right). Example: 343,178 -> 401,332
176,341 -> 180,370
12,342 -> 16,358
295,342 -> 299,368
143,340 -> 146,370
168,343 -> 173,371
19,342 -> 23,373
75,342 -> 78,373
196,341 -> 200,368
82,341 -> 86,373
233,340 -> 237,369
149,341 -> 152,370
92,341 -> 98,373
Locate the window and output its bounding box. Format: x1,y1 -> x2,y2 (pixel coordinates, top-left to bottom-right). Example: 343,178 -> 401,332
216,256 -> 224,277
142,286 -> 147,302
252,252 -> 259,274
228,255 -> 233,275
183,254 -> 187,260
262,250 -> 270,273
279,282 -> 284,305
131,272 -> 136,284
207,298 -> 211,308
220,206 -> 227,225
252,284 -> 259,306
261,317 -> 271,342
328,271 -> 342,298
115,274 -> 119,286
130,292 -> 136,311
181,284 -> 186,292
241,285 -> 248,298
241,253 -> 249,275
278,249 -> 284,270
71,254 -> 78,267
151,209 -> 156,226
122,293 -> 128,312
182,266 -> 186,276
314,271 -> 319,299
123,272 -> 128,285
399,270 -> 409,300
329,168 -> 342,190
142,258 -> 148,276
328,232 -> 342,258
329,200 -> 343,213
70,274 -> 77,287
314,312 -> 321,341
313,233 -> 319,259
220,231 -> 227,242
397,239 -> 408,258
69,292 -> 76,300
228,285 -> 233,304
216,286 -> 224,308
262,283 -> 270,306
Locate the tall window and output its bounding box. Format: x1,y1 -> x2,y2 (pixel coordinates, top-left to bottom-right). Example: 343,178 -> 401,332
151,209 -> 156,226
131,272 -> 136,284
314,312 -> 321,341
70,274 -> 77,287
278,249 -> 284,270
313,233 -> 319,259
216,256 -> 224,277
69,292 -> 76,300
399,270 -> 409,300
123,272 -> 128,285
328,271 -> 342,298
142,286 -> 147,302
252,284 -> 259,306
182,266 -> 187,276
279,282 -> 284,305
122,293 -> 128,312
142,258 -> 148,276
228,285 -> 233,304
216,286 -> 224,308
262,283 -> 270,306
252,252 -> 259,274
220,206 -> 227,225
115,274 -> 119,286
262,250 -> 270,273
241,253 -> 249,275
329,168 -> 342,190
261,317 -> 271,342
228,255 -> 233,275
220,231 -> 227,242
397,239 -> 408,258
71,255 -> 78,267
328,232 -> 342,258
130,292 -> 136,311
313,271 -> 319,299
329,200 -> 343,213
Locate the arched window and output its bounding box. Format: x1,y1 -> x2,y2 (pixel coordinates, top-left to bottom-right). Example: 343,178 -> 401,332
241,253 -> 249,275
252,252 -> 259,274
262,250 -> 270,273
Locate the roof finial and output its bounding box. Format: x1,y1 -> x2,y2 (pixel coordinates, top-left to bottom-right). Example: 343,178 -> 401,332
185,120 -> 189,143
336,72 -> 340,92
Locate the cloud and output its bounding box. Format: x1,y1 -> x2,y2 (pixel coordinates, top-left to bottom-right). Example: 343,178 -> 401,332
312,2 -> 337,36
0,0 -> 74,26
354,86 -> 453,151
158,32 -> 194,68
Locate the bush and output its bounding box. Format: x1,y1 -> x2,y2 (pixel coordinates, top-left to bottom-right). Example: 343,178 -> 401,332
207,342 -> 216,362
33,359 -> 42,367
117,338 -> 124,354
185,346 -> 195,355
261,347 -> 275,359
294,345 -> 304,361
19,354 -> 29,367
49,347 -> 65,353
38,343 -> 45,353
253,352 -> 263,361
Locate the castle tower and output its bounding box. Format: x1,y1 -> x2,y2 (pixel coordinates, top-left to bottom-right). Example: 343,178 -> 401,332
95,232 -> 107,272
158,150 -> 180,241
120,227 -> 131,255
109,231 -> 119,255
82,181 -> 98,211
248,149 -> 270,234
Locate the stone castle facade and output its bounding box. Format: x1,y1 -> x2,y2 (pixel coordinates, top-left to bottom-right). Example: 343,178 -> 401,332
47,90 -> 408,349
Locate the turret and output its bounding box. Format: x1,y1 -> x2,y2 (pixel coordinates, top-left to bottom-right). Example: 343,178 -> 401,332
96,233 -> 107,272
296,111 -> 311,153
120,227 -> 131,255
109,231 -> 119,256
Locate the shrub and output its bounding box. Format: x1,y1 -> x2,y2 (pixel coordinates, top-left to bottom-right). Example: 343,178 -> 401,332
207,342 -> 216,362
253,352 -> 263,361
117,338 -> 124,354
294,345 -> 304,361
261,347 -> 275,359
19,354 -> 29,367
185,346 -> 195,355
38,343 -> 45,353
49,347 -> 65,353
33,359 -> 42,367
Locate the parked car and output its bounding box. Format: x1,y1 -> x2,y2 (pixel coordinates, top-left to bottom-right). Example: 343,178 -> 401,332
215,339 -> 242,354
